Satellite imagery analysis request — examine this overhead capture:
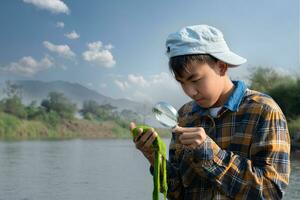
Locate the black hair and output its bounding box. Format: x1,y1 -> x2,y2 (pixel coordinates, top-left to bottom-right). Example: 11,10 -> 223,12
169,54 -> 218,78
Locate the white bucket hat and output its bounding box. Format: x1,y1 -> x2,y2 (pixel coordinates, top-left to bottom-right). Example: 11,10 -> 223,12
166,25 -> 247,67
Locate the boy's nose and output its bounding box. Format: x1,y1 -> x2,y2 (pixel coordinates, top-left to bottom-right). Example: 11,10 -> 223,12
186,87 -> 199,97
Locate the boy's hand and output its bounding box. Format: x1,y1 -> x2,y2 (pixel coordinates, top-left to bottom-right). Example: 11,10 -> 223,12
172,126 -> 207,149
130,122 -> 158,166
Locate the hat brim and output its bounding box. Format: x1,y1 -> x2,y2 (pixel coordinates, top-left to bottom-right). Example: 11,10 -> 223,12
210,51 -> 247,67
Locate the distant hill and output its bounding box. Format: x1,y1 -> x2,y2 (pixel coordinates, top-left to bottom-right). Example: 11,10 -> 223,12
0,80 -> 162,127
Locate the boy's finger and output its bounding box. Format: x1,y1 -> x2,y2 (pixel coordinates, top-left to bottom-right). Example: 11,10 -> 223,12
133,128 -> 144,142
139,129 -> 152,143
179,132 -> 199,140
136,131 -> 151,147
172,126 -> 203,133
144,132 -> 157,148
172,125 -> 183,134
145,127 -> 155,135
138,128 -> 143,134
129,122 -> 136,132
179,138 -> 195,145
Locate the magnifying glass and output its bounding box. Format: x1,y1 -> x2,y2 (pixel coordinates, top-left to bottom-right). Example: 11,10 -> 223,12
152,101 -> 178,129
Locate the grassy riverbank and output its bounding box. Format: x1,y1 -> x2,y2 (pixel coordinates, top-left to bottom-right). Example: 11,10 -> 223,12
0,112 -> 170,140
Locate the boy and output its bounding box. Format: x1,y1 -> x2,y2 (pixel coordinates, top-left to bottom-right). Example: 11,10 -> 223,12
130,25 -> 290,199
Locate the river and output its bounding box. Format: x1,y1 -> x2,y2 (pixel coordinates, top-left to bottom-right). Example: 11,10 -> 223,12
0,140 -> 299,200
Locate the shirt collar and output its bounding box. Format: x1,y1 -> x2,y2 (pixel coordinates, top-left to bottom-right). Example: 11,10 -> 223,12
191,80 -> 247,115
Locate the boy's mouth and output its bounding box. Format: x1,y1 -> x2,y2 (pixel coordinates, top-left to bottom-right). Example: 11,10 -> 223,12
196,98 -> 205,103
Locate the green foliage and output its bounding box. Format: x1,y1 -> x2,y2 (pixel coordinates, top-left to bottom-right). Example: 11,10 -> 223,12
288,117 -> 300,138
41,92 -> 77,119
83,112 -> 94,121
249,67 -> 292,93
0,100 -> 4,112
249,67 -> 300,120
119,109 -> 142,123
35,110 -> 61,128
1,95 -> 27,119
80,101 -> 138,138
113,116 -> 130,129
16,120 -> 48,139
0,112 -> 21,139
111,125 -> 131,138
3,80 -> 22,98
25,101 -> 41,120
80,100 -> 116,121
99,103 -> 117,112
80,100 -> 100,119
268,80 -> 300,119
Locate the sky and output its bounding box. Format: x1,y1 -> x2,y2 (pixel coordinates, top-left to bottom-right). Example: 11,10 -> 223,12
0,0 -> 299,109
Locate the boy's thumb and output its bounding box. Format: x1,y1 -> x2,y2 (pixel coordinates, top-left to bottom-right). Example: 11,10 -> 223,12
130,122 -> 136,132
171,125 -> 183,134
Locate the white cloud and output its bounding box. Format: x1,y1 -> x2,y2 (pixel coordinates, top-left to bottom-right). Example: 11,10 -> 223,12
64,30 -> 80,40
43,41 -> 75,58
56,21 -> 64,28
104,44 -> 114,50
82,41 -> 116,68
128,74 -> 149,87
23,0 -> 70,14
114,80 -> 129,91
119,72 -> 172,89
150,72 -> 171,84
132,91 -> 154,103
1,55 -> 54,77
113,72 -> 189,108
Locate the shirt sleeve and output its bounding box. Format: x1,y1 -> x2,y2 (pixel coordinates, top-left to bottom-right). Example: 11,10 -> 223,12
184,106 -> 290,199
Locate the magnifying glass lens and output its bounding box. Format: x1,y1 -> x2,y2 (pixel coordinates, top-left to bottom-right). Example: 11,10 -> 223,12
152,102 -> 178,129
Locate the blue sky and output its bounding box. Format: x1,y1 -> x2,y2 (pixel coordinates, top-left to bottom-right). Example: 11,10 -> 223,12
0,0 -> 299,108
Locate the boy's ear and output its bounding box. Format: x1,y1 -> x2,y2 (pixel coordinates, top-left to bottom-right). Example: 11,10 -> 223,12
217,61 -> 228,76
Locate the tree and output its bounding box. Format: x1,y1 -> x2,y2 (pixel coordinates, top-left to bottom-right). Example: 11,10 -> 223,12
268,79 -> 300,119
80,100 -> 116,121
3,80 -> 22,99
80,100 -> 99,115
2,95 -> 27,119
119,109 -> 141,122
25,101 -> 40,120
248,67 -> 292,93
41,92 -> 77,119
249,67 -> 300,120
99,104 -> 117,113
0,81 -> 26,118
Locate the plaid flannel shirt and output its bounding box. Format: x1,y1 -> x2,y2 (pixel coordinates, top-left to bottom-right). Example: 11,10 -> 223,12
155,80 -> 290,200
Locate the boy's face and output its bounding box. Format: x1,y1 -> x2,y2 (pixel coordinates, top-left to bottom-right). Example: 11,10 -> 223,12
175,62 -> 225,108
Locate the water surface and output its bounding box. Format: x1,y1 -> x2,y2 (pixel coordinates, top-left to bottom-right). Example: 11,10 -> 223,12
0,140 -> 299,200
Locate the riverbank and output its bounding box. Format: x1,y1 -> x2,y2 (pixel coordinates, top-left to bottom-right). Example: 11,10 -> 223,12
0,112 -> 170,140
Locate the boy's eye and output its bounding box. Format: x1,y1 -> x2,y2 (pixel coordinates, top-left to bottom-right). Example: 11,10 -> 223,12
191,79 -> 201,83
